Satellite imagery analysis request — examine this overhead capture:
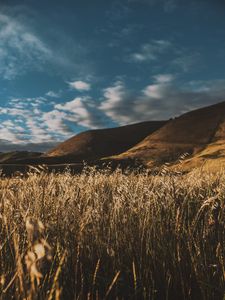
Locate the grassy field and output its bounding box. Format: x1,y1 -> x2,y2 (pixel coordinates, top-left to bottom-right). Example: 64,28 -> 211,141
0,167 -> 224,299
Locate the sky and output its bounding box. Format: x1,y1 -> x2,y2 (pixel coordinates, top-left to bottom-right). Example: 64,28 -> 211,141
0,0 -> 225,152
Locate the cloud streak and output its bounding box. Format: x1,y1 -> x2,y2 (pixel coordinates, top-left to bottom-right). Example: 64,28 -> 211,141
0,13 -> 51,80
100,77 -> 225,124
130,40 -> 172,62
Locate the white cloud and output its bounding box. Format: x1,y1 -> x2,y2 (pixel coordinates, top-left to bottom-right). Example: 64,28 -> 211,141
0,107 -> 29,116
46,91 -> 61,98
143,74 -> 174,98
100,81 -> 136,124
42,110 -> 71,136
0,125 -> 21,144
55,97 -> 103,128
2,120 -> 14,127
55,98 -> 85,112
26,118 -> 53,143
154,74 -> 174,83
100,81 -> 143,124
0,96 -> 72,146
68,81 -> 91,91
101,82 -> 126,109
143,84 -> 165,99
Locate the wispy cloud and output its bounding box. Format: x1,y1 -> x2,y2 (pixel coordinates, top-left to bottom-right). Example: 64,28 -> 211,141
171,52 -> 201,72
130,40 -> 172,62
0,13 -> 51,80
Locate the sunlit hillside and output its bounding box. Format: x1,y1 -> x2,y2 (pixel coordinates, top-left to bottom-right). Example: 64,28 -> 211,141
114,102 -> 225,171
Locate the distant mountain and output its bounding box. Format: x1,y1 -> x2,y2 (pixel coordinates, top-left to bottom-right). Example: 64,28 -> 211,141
44,121 -> 167,161
0,151 -> 42,163
113,101 -> 225,171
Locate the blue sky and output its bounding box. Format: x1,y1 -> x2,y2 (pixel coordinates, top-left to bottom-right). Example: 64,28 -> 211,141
0,0 -> 225,151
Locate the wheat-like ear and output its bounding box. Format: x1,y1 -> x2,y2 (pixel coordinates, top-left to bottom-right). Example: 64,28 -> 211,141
105,271 -> 120,298
132,261 -> 137,295
92,258 -> 100,288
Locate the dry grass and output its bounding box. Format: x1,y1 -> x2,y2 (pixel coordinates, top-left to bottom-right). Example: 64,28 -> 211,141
0,167 -> 224,299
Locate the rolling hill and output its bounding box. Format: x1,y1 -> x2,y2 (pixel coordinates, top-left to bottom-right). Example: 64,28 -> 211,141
112,101 -> 225,170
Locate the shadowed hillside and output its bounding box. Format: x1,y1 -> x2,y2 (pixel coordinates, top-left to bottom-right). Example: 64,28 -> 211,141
113,101 -> 225,169
44,121 -> 167,161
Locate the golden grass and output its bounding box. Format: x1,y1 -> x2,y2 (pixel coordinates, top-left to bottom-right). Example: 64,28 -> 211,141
0,167 -> 224,299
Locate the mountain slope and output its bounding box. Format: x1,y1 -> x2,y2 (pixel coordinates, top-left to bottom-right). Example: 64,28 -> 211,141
44,121 -> 167,161
113,101 -> 225,168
